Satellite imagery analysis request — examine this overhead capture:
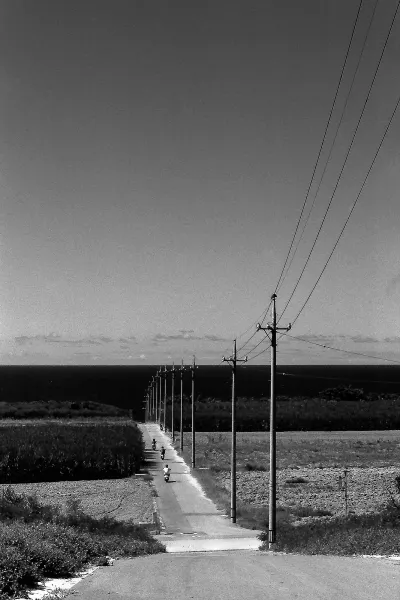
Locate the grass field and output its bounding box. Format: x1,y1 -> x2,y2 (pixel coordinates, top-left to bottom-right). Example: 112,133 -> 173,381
177,430 -> 400,470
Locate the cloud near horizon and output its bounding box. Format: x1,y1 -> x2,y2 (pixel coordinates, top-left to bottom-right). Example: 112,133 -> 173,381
152,330 -> 230,343
14,334 -> 136,347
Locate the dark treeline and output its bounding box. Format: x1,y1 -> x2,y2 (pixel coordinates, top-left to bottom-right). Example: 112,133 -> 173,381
162,387 -> 400,431
2,365 -> 400,423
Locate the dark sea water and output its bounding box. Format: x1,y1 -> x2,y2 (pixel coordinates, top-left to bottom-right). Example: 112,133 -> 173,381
1,365 -> 400,415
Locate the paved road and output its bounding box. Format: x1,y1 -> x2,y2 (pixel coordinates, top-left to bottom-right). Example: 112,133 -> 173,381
72,551 -> 399,600
70,423 -> 400,598
141,422 -> 261,550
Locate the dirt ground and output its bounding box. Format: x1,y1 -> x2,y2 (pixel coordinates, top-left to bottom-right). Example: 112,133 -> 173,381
0,475 -> 156,523
216,465 -> 400,520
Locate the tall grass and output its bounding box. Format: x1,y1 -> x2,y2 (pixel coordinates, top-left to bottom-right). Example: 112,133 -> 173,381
0,421 -> 144,483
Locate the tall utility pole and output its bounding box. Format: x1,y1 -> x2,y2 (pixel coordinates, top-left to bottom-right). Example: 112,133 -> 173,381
190,356 -> 197,468
171,362 -> 176,441
257,294 -> 291,549
155,372 -> 159,422
180,359 -> 185,451
151,379 -> 155,420
163,365 -> 168,432
158,367 -> 162,427
223,339 -> 247,523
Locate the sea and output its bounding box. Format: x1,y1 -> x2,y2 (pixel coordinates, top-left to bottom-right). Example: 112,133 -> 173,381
1,365 -> 400,414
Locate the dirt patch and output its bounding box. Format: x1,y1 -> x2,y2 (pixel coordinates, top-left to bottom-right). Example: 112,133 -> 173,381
0,476 -> 155,523
216,466 -> 400,517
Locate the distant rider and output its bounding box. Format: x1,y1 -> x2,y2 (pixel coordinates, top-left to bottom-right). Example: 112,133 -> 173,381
152,438 -> 157,450
163,464 -> 171,478
160,446 -> 165,459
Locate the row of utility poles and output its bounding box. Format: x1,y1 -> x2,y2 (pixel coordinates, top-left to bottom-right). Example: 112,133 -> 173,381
143,294 -> 290,550
145,357 -> 197,465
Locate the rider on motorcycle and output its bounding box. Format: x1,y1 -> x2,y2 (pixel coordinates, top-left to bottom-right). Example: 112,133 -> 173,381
163,464 -> 171,479
152,438 -> 157,450
160,446 -> 165,459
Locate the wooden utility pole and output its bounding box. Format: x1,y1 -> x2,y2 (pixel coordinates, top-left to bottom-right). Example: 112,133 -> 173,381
171,362 -> 176,441
257,294 -> 291,549
180,360 -> 185,451
223,339 -> 247,523
190,356 -> 197,468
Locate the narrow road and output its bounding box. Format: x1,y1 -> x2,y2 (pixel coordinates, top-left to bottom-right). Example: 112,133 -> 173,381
71,423 -> 400,599
141,422 -> 261,551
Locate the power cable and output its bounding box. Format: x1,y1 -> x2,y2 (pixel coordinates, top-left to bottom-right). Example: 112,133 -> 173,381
276,0 -> 379,295
274,371 -> 400,386
239,335 -> 271,362
278,0 -> 400,325
273,0 -> 364,295
289,89 -> 400,328
280,332 -> 400,365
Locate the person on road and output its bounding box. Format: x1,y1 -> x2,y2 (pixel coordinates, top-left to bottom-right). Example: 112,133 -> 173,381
160,446 -> 165,460
163,464 -> 171,478
152,438 -> 157,450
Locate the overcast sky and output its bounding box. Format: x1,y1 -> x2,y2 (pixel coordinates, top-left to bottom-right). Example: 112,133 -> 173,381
1,0 -> 400,365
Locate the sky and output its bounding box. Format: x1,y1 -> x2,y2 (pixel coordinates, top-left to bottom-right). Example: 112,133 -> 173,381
1,0 -> 400,365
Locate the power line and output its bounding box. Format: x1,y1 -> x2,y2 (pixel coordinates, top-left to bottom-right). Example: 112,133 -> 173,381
290,97 -> 400,328
276,0 -> 379,295
227,298 -> 274,362
279,0 -> 400,326
273,0 -> 364,295
239,336 -> 268,361
280,332 -> 400,365
275,371 -> 400,386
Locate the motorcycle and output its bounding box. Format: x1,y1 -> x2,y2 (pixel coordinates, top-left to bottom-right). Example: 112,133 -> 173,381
160,449 -> 165,460
164,471 -> 170,482
151,441 -> 156,451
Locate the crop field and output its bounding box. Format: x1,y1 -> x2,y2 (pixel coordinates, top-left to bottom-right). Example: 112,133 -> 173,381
177,430 -> 400,526
0,418 -> 144,483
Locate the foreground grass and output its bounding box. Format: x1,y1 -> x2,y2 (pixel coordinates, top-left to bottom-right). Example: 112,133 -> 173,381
259,508 -> 400,555
173,431 -> 400,554
0,487 -> 165,599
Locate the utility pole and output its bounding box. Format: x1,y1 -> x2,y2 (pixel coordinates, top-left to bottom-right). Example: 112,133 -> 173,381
180,359 -> 185,451
190,356 -> 197,468
151,379 -> 155,421
257,294 -> 291,549
158,368 -> 162,427
223,339 -> 247,523
171,362 -> 176,441
163,365 -> 168,432
155,372 -> 159,422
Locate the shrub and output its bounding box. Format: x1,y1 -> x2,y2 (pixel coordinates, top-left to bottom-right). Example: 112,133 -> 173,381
244,462 -> 267,472
0,491 -> 165,598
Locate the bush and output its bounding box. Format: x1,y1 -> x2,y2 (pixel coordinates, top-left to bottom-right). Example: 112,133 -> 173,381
0,490 -> 165,598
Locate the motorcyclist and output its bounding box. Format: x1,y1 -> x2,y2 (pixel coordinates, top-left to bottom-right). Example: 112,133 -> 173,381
160,446 -> 165,460
151,438 -> 157,450
163,464 -> 171,479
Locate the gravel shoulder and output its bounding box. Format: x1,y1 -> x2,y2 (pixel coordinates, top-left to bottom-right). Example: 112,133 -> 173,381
0,475 -> 155,523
